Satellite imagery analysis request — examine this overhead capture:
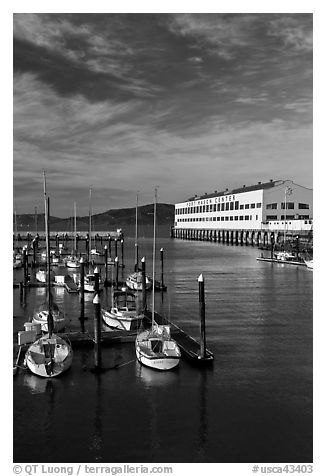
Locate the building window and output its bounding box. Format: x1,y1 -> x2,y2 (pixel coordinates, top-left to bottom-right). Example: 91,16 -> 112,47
221,217 -> 224,221
266,203 -> 277,209
250,203 -> 255,208
230,216 -> 233,221
300,215 -> 310,219
209,204 -> 213,212
239,216 -> 244,220
217,217 -> 220,221
266,215 -> 278,220
235,201 -> 239,210
245,216 -> 249,220
298,203 -> 309,209
245,204 -> 249,209
217,204 -> 220,211
225,216 -> 229,221
221,203 -> 225,211
226,203 -> 229,211
213,204 -> 217,212
256,215 -> 258,220
256,203 -> 261,208
240,204 -> 244,210
213,216 -> 216,221
281,215 -> 295,219
235,216 -> 238,221
281,202 -> 294,209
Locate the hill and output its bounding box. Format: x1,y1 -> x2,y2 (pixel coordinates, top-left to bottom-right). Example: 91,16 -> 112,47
13,203 -> 175,233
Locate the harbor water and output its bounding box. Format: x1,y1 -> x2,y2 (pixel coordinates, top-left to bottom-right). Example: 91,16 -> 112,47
13,236 -> 313,463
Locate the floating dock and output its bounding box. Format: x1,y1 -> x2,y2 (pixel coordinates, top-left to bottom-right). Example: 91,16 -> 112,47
143,310 -> 214,363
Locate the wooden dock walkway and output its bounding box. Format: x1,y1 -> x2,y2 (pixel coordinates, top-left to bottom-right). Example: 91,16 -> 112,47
144,310 -> 214,363
63,275 -> 79,293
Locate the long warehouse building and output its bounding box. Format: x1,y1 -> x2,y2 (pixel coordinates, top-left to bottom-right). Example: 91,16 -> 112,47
173,179 -> 313,235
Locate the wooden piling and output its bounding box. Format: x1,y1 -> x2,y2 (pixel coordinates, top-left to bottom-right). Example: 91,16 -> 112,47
79,257 -> 85,321
160,248 -> 164,290
141,257 -> 147,312
93,293 -> 102,370
94,267 -> 100,295
198,273 -> 207,359
114,239 -> 118,259
115,256 -> 119,288
121,239 -> 124,267
104,245 -> 108,285
23,247 -> 28,286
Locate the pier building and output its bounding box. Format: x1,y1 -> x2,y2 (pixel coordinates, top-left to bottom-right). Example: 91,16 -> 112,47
172,179 -> 313,246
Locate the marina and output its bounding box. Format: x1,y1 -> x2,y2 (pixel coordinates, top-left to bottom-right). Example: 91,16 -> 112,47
12,12 -> 313,468
13,234 -> 313,463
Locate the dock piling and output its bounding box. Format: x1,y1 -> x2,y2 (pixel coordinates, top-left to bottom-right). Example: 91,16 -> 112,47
93,293 -> 102,371
104,245 -> 108,285
141,257 -> 147,312
160,248 -> 164,290
198,273 -> 207,359
115,256 -> 119,288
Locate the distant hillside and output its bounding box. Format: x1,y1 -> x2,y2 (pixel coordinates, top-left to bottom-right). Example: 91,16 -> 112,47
13,203 -> 175,232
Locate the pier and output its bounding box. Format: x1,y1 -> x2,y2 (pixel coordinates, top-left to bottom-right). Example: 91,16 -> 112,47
171,226 -> 312,249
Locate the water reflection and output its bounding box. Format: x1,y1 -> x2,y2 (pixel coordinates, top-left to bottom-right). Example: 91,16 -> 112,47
136,362 -> 179,388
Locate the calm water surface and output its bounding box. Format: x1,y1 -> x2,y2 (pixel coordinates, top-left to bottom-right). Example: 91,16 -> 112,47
13,236 -> 313,463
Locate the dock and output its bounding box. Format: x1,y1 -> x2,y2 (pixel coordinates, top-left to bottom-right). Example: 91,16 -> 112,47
144,310 -> 214,363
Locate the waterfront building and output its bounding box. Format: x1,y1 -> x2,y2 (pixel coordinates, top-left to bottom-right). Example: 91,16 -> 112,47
174,179 -> 313,234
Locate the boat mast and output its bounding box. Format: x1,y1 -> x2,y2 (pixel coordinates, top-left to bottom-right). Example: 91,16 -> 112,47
135,192 -> 139,271
151,187 -> 157,329
74,201 -> 77,255
14,210 -> 17,250
43,170 -> 54,337
88,186 -> 92,267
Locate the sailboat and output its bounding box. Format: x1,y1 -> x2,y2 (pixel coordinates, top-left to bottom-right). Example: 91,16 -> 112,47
273,184 -> 297,261
66,202 -> 80,269
89,187 -> 101,256
135,188 -> 181,371
126,193 -> 152,291
102,287 -> 143,331
25,171 -> 73,377
32,175 -> 66,333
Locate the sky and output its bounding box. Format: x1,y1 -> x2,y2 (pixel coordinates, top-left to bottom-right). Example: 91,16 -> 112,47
13,12 -> 313,217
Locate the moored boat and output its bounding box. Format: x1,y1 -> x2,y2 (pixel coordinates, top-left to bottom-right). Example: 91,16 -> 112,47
126,271 -> 152,291
102,289 -> 143,331
135,188 -> 180,371
25,170 -> 73,378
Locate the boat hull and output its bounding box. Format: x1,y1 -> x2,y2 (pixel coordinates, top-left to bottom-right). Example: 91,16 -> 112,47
135,346 -> 180,370
32,310 -> 66,333
25,334 -> 73,378
102,310 -> 142,331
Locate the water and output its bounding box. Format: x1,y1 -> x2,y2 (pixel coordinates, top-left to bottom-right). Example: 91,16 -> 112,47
13,236 -> 313,463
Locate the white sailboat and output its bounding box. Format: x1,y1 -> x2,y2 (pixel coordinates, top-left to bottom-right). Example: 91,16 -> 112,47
273,184 -> 298,261
102,289 -> 143,331
66,202 -> 80,269
135,188 -> 181,371
26,171 -> 73,377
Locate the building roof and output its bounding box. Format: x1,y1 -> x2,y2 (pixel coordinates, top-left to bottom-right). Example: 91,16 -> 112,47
186,179 -> 285,201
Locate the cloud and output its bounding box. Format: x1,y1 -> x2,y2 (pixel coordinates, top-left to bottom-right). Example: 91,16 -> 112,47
13,14 -> 312,216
